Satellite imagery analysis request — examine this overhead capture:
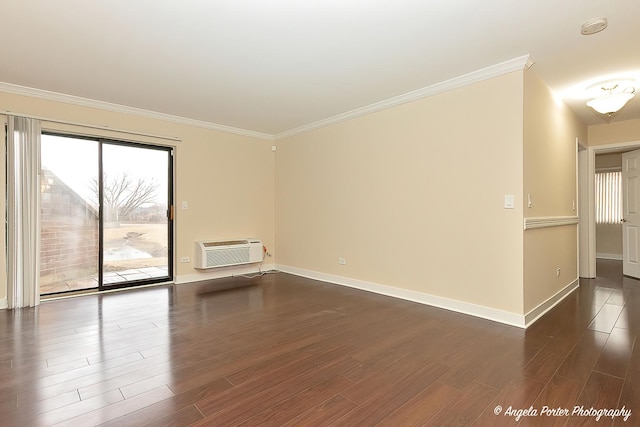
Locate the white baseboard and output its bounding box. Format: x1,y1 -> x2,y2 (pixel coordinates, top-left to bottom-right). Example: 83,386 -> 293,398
0,298 -> 7,310
524,278 -> 579,327
176,262 -> 578,329
176,263 -> 276,285
596,253 -> 623,261
276,264 -> 527,328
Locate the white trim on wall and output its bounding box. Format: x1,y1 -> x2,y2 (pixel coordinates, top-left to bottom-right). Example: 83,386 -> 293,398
276,264 -> 528,328
275,55 -> 533,140
578,145 -> 593,278
0,54 -> 532,143
175,263 -> 276,284
596,253 -> 623,261
0,82 -> 274,141
588,147 -> 597,277
0,298 -> 7,310
524,278 -> 579,326
524,216 -> 579,230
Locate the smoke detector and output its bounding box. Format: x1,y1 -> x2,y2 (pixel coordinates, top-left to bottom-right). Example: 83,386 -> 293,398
581,18 -> 608,35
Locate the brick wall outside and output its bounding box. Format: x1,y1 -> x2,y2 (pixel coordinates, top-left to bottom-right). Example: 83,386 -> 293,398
40,173 -> 99,284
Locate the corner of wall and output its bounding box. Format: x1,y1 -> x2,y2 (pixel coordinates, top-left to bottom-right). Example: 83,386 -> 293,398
522,68 -> 584,313
276,264 -> 527,328
523,277 -> 579,327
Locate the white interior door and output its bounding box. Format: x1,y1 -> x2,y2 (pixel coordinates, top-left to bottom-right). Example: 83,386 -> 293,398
622,149 -> 640,278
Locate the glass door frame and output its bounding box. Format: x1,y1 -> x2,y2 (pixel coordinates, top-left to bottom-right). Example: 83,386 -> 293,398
41,131 -> 174,294
97,138 -> 174,291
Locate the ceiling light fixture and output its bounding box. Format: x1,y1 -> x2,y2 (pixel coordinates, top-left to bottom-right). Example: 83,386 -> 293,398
586,79 -> 636,116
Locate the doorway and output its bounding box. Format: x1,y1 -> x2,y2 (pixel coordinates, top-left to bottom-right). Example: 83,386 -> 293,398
594,152 -> 623,262
39,133 -> 173,295
582,140 -> 640,279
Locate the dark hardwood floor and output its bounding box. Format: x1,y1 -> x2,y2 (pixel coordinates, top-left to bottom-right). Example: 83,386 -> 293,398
1,259 -> 638,426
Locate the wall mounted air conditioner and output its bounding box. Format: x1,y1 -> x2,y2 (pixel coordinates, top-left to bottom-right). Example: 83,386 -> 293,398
194,239 -> 263,269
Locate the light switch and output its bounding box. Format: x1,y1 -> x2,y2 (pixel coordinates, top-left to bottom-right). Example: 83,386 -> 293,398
182,201 -> 188,209
527,194 -> 533,208
504,195 -> 515,209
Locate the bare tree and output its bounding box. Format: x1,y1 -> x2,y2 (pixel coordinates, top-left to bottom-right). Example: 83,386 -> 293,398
90,173 -> 158,222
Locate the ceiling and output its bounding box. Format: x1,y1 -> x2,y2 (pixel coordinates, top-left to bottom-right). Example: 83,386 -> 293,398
2,1 -> 639,137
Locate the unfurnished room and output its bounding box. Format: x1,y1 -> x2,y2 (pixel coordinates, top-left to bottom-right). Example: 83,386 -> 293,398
1,1 -> 640,426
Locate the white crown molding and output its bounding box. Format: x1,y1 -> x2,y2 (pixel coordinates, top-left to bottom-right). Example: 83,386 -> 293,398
524,216 -> 579,230
276,264 -> 527,328
0,54 -> 533,142
275,54 -> 533,140
0,81 -> 275,141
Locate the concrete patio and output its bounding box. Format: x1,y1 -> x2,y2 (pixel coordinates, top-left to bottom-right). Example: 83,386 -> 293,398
40,265 -> 170,294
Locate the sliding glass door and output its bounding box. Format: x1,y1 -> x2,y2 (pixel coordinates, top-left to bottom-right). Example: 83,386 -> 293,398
40,134 -> 173,295
40,135 -> 100,294
101,143 -> 172,288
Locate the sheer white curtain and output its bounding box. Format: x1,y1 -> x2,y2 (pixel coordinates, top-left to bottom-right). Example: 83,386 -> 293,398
7,116 -> 41,308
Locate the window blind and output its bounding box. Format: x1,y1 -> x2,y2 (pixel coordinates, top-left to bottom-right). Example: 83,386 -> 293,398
595,171 -> 622,225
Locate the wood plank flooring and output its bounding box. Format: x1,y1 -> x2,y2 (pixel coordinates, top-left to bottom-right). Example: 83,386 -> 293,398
0,259 -> 638,426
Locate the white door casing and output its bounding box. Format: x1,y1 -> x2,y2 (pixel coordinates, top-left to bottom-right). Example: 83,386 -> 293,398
622,149 -> 640,278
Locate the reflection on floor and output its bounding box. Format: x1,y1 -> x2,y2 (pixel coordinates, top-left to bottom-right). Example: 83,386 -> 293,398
4,259 -> 639,425
40,265 -> 169,295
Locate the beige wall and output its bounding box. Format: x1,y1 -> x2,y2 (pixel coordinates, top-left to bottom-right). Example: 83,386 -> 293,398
522,70 -> 585,313
275,71 -> 525,314
0,91 -> 275,302
2,69 -> 586,322
524,226 -> 578,312
589,119 -> 640,146
596,224 -> 622,257
595,152 -> 622,169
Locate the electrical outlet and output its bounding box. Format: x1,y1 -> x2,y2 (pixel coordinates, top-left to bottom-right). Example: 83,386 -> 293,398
181,256 -> 190,263
338,257 -> 346,265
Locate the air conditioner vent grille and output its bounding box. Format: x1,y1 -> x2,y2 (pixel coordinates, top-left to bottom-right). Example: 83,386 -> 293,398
206,247 -> 250,267
203,240 -> 247,247
194,238 -> 263,269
